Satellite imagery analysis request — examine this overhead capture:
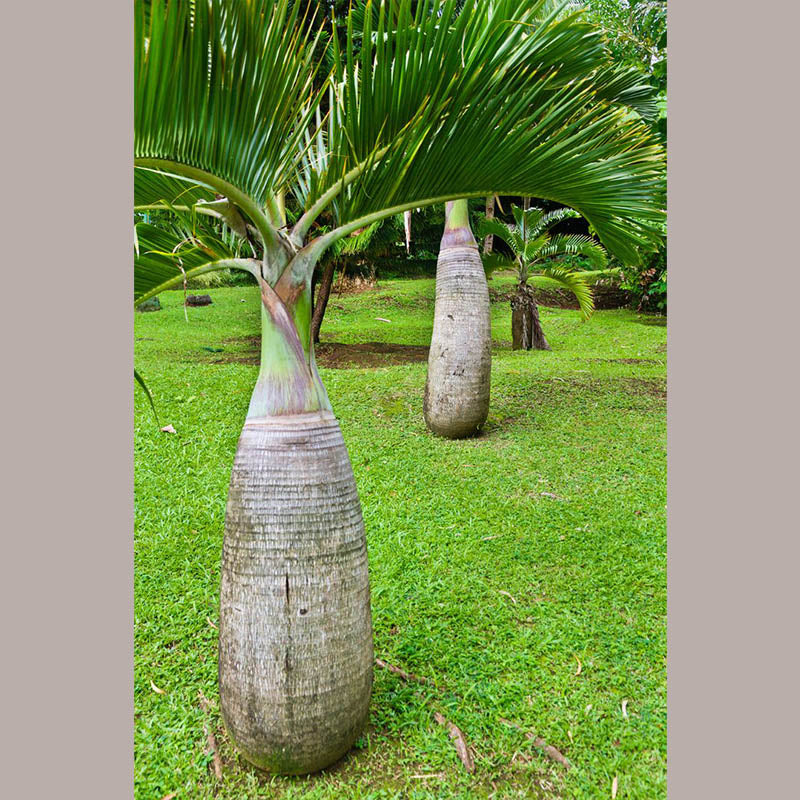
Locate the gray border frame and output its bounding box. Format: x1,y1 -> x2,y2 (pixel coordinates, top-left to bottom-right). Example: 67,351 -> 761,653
2,2 -> 134,797
667,0 -> 798,797
2,0 -> 798,797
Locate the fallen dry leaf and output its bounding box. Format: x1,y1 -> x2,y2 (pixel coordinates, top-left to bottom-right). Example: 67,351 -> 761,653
482,534 -> 501,541
434,712 -> 474,773
160,424 -> 177,434
622,699 -> 629,718
498,718 -> 571,770
375,317 -> 392,323
612,775 -> 619,798
150,680 -> 165,695
574,657 -> 582,675
499,590 -> 517,605
375,658 -> 436,687
207,616 -> 218,630
160,794 -> 177,800
205,725 -> 223,780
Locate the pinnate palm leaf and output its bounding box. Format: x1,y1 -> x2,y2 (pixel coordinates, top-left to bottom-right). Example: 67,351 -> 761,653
134,219 -> 254,306
309,0 -> 665,263
539,234 -> 608,269
135,0 -> 323,215
539,265 -> 595,319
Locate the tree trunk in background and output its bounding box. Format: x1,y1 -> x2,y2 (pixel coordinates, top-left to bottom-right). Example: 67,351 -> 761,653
219,275 -> 373,775
311,257 -> 336,344
511,282 -> 550,351
424,199 -> 491,438
483,195 -> 495,256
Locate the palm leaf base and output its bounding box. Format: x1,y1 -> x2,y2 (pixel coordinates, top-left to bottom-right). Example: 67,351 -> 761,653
511,283 -> 551,351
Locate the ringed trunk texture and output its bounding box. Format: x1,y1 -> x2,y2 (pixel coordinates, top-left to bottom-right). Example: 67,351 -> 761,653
511,283 -> 551,351
423,200 -> 491,438
219,276 -> 373,775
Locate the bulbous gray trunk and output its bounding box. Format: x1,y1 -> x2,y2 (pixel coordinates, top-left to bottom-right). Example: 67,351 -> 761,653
423,200 -> 491,438
219,278 -> 373,775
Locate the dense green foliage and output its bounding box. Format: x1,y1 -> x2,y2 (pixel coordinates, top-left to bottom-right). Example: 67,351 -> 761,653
135,280 -> 666,799
577,1 -> 667,308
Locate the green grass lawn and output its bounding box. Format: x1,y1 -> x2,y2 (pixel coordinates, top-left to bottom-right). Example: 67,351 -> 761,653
134,277 -> 666,799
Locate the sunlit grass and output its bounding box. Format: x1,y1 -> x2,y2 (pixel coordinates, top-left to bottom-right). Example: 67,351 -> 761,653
135,280 -> 666,799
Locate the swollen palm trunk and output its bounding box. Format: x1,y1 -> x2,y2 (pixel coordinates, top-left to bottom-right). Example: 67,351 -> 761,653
424,200 -> 491,438
219,281 -> 373,774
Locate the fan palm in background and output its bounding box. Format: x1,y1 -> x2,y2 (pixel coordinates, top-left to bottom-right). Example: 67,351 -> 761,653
134,0 -> 664,774
480,204 -> 609,350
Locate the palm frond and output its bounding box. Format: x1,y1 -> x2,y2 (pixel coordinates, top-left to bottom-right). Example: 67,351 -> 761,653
592,64 -> 659,121
135,0 -> 323,224
538,265 -> 595,319
307,0 -> 665,263
528,207 -> 581,238
333,220 -> 384,257
134,167 -> 216,210
134,218 -> 256,306
538,234 -> 608,269
476,216 -> 515,247
511,206 -> 546,238
482,251 -> 516,277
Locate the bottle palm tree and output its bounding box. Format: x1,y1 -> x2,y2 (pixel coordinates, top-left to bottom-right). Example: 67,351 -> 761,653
421,0 -> 662,437
134,0 -> 665,774
423,199 -> 491,438
479,204 -> 608,350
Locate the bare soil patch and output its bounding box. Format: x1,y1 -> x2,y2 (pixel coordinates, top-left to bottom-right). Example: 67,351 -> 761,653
489,284 -> 631,310
588,357 -> 662,365
318,341 -> 429,368
202,338 -> 429,369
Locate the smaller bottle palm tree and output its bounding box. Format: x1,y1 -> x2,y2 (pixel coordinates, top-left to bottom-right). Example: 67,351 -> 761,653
479,204 -> 608,350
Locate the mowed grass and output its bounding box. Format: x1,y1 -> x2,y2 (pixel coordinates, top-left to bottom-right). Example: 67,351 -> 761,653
134,277 -> 666,800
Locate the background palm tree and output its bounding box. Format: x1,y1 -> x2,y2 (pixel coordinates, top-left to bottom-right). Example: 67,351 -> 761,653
480,204 -> 608,350
419,0 -> 662,438
423,199 -> 491,438
135,0 -> 665,773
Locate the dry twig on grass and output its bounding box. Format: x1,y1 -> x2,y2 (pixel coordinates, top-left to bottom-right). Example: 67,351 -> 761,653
375,657 -> 437,687
499,717 -> 571,770
434,712 -> 475,773
198,691 -> 223,781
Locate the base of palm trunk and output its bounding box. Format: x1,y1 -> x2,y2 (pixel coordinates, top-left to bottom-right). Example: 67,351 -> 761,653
219,411 -> 373,775
424,244 -> 491,438
511,284 -> 550,351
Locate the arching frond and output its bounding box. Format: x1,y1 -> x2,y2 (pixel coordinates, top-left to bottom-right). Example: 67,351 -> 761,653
538,265 -> 595,320
135,0 -> 324,221
538,234 -> 608,269
134,219 -> 257,306
528,207 -> 582,238
482,251 -> 517,277
134,167 -> 216,210
476,217 -> 516,248
307,0 -> 665,263
135,0 -> 665,277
